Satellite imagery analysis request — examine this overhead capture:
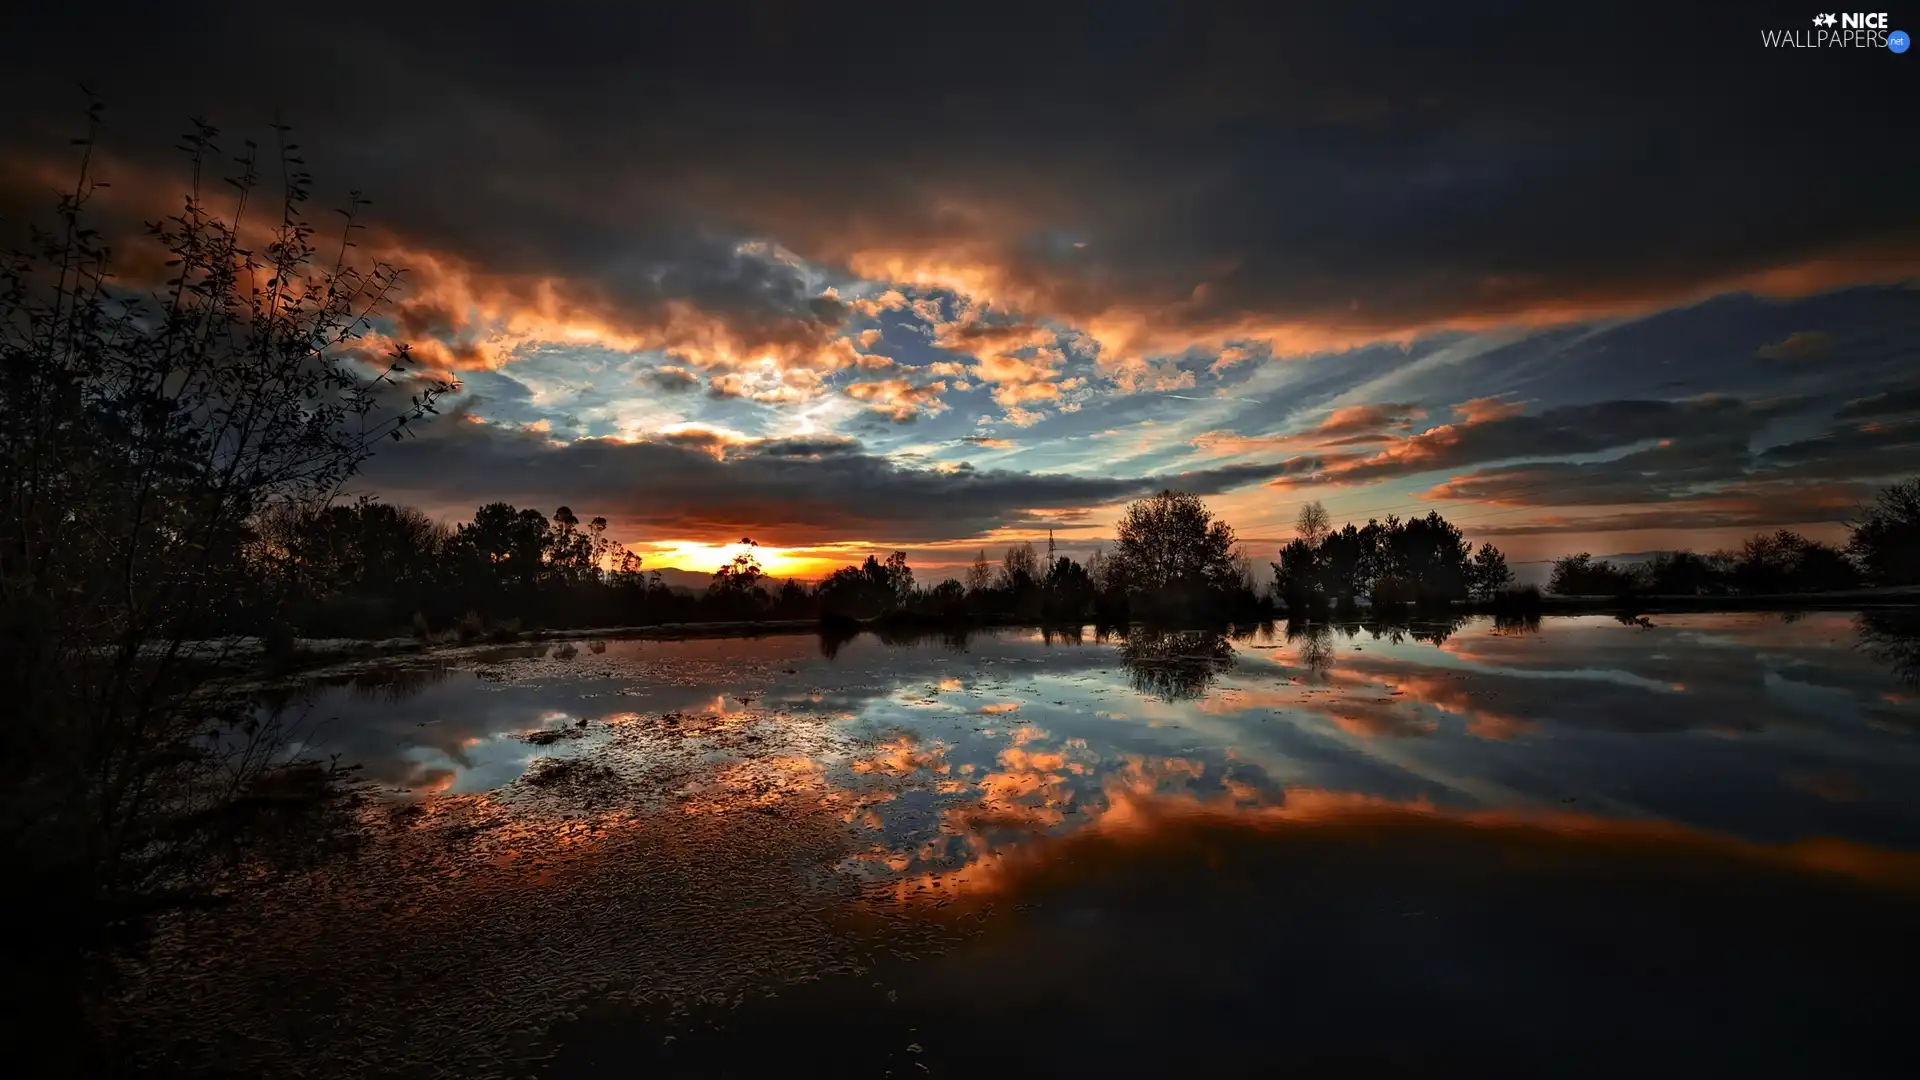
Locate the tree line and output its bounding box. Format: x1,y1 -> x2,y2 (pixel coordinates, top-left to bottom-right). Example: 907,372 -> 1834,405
249,477 -> 1920,640
1546,492 -> 1919,597
1271,485 -> 1920,611
1271,505 -> 1517,612
247,489 -> 1271,638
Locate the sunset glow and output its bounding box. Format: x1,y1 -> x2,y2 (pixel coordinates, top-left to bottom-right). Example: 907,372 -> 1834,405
3,7 -> 1914,580
641,541 -> 833,580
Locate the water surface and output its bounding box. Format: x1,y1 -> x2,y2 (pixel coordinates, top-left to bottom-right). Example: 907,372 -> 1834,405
128,612 -> 1920,1077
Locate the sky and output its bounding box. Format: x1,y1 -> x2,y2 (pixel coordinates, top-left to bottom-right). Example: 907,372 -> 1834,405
2,3 -> 1917,581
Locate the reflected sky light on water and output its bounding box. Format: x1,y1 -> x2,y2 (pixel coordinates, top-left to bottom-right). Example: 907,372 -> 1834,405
277,612 -> 1920,865
133,611 -> 1920,1076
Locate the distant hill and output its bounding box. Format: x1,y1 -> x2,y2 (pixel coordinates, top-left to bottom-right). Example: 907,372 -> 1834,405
646,566 -> 716,595
1591,551 -> 1671,566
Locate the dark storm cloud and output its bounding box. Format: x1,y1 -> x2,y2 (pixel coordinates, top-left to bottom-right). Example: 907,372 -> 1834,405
1427,438 -> 1762,508
1413,401 -> 1920,531
1836,384 -> 1920,421
1753,417 -> 1920,479
1273,394 -> 1806,489
3,2 -> 1914,361
354,414 -> 1283,545
1469,494 -> 1864,536
1756,332 -> 1836,361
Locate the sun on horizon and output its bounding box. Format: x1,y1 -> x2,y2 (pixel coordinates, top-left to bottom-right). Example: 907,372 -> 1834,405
639,540 -> 834,580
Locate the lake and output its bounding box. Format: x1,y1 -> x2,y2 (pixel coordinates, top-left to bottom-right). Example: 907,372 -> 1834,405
117,611 -> 1920,1078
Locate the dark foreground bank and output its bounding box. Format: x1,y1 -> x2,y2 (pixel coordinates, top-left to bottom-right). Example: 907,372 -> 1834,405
551,806 -> 1918,1079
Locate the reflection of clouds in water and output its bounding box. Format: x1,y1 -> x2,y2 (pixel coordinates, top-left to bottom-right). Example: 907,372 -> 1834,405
851,734 -> 951,778
877,781 -> 1920,908
277,615 -> 1920,872
146,614 -> 1920,1079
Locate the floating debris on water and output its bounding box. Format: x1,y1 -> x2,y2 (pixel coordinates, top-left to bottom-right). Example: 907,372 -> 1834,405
108,655 -> 987,1079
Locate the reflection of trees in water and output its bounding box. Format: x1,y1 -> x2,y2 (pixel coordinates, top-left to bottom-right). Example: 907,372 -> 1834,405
1284,620 -> 1335,678
1491,610 -> 1542,635
1359,613 -> 1469,647
1858,609 -> 1920,687
818,623 -> 976,659
1040,625 -> 1086,646
817,624 -> 857,659
340,663 -> 458,704
1284,613 -> 1480,677
1118,628 -> 1235,701
251,666 -> 454,718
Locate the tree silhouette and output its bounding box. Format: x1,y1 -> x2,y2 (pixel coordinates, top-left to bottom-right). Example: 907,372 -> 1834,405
1548,553 -> 1637,596
1849,479 -> 1920,586
1295,500 -> 1331,546
1000,541 -> 1040,590
706,538 -> 768,615
1,106 -> 451,1017
1468,542 -> 1513,599
1275,510 -> 1496,611
1112,491 -> 1238,595
965,548 -> 994,594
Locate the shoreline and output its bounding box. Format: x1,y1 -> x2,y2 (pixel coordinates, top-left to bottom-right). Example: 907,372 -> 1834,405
214,595 -> 1920,680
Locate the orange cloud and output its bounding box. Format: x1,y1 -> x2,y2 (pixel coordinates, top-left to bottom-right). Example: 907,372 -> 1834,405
841,378 -> 951,421
1452,396 -> 1524,424
1191,402 -> 1426,457
925,315 -> 1074,408
841,219 -> 1920,376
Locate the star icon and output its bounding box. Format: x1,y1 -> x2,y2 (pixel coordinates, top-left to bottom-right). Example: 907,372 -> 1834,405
1816,13 -> 1838,27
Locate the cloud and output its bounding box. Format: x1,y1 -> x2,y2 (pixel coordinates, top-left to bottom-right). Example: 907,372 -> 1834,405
1836,384 -> 1920,421
1451,397 -> 1524,424
1469,492 -> 1862,536
355,415 -> 1284,545
6,8 -> 1918,554
1756,331 -> 1834,361
706,365 -> 830,404
1192,401 -> 1426,456
1209,345 -> 1258,375
1752,417 -> 1920,481
841,378 -> 951,422
921,314 -> 1079,408
1409,405 -> 1920,534
6,7 -> 1916,390
1270,394 -> 1804,489
643,365 -> 700,392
